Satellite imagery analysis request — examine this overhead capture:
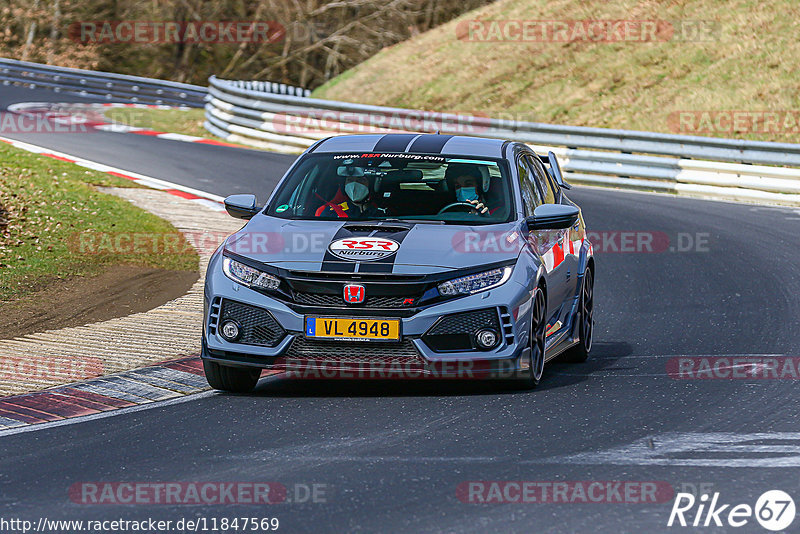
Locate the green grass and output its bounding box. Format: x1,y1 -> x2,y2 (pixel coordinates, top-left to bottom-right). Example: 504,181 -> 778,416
105,107 -> 209,138
312,0 -> 800,142
104,108 -> 261,150
0,143 -> 198,302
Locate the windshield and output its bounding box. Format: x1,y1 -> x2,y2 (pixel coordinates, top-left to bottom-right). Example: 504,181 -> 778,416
266,153 -> 514,224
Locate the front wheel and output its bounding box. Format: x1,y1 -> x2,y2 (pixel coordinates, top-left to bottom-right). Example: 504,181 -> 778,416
203,360 -> 261,393
563,267 -> 594,363
513,286 -> 546,389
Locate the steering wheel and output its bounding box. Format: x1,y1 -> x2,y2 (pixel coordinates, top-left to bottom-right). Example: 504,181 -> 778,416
437,202 -> 488,216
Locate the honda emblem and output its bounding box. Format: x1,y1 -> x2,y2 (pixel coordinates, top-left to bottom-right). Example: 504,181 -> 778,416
343,284 -> 366,304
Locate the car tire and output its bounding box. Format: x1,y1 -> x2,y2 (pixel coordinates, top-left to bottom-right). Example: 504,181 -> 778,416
203,360 -> 261,393
513,286 -> 546,389
563,267 -> 594,363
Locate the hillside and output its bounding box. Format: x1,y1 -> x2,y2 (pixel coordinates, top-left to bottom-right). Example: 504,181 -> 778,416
0,0 -> 489,88
313,0 -> 800,141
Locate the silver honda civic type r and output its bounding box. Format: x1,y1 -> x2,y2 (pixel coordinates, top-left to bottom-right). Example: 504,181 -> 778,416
202,133 -> 594,392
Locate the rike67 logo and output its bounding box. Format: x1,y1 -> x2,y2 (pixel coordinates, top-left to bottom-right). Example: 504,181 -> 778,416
668,490 -> 795,531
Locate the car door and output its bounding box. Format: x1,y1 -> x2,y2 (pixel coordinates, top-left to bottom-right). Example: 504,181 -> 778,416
524,154 -> 578,326
515,153 -> 560,322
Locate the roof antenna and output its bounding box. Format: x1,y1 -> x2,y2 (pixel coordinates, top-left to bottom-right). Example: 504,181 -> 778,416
435,130 -> 440,135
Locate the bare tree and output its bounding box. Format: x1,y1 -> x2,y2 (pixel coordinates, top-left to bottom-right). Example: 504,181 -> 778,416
0,0 -> 492,88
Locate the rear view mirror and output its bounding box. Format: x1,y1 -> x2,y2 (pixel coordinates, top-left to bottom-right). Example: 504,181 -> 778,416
337,166 -> 365,177
224,194 -> 260,220
526,204 -> 579,230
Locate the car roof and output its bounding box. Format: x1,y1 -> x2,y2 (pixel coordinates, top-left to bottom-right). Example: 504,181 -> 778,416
309,134 -> 508,159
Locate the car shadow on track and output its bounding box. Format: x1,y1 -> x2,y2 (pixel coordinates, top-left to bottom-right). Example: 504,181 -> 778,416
543,341 -> 634,389
241,341 -> 632,398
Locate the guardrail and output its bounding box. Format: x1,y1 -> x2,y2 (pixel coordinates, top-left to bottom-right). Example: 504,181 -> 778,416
0,58 -> 208,107
206,75 -> 800,206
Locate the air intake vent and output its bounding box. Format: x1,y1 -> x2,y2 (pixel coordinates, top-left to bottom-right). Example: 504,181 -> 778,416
422,308 -> 501,352
208,297 -> 222,335
280,337 -> 424,368
499,306 -> 514,345
341,224 -> 411,234
219,299 -> 286,347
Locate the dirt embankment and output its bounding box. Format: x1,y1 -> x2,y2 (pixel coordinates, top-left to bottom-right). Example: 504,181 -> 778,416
0,265 -> 198,340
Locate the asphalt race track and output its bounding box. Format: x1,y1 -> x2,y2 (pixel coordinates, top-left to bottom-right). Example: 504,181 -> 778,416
2,86 -> 800,533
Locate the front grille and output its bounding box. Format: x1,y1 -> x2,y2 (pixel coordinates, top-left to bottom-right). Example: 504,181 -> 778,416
279,337 -> 425,367
220,299 -> 286,347
293,292 -> 412,308
284,270 -> 428,311
423,308 -> 501,352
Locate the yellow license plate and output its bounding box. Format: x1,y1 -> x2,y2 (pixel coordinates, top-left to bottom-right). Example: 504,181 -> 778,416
305,317 -> 400,341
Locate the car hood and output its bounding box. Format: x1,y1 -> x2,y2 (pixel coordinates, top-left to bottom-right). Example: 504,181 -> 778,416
222,216 -> 523,274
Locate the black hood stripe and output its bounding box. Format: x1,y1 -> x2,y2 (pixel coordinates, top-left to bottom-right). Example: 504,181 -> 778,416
320,225 -> 358,273
408,134 -> 454,153
356,226 -> 415,274
372,134 -> 419,152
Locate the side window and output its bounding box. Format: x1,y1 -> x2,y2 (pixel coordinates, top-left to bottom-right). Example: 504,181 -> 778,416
527,156 -> 557,204
516,157 -> 540,216
545,171 -> 561,202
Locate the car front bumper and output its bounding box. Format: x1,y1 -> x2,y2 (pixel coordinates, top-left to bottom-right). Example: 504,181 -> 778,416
202,257 -> 536,380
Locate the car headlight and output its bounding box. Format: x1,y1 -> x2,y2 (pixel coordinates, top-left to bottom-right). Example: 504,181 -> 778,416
222,256 -> 280,291
437,266 -> 513,296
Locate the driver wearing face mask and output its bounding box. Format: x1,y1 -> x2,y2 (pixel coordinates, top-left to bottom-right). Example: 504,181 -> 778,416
316,175 -> 383,218
446,163 -> 493,215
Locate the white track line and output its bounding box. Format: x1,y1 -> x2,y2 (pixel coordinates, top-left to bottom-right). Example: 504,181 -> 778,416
0,134 -> 225,209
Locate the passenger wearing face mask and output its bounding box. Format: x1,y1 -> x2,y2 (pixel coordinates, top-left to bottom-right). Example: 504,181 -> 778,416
316,175 -> 384,218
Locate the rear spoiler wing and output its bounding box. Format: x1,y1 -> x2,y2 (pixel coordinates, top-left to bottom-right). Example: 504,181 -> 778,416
538,151 -> 571,190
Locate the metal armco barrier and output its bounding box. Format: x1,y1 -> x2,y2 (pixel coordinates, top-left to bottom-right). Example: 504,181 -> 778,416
206,75 -> 800,206
0,57 -> 208,106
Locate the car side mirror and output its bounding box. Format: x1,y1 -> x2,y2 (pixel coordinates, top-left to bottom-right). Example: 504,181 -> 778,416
224,194 -> 260,220
547,151 -> 571,190
526,204 -> 579,230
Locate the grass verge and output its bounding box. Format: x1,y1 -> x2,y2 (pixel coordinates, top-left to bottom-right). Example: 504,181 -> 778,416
106,107 -> 208,138
104,108 -> 263,150
0,142 -> 198,302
